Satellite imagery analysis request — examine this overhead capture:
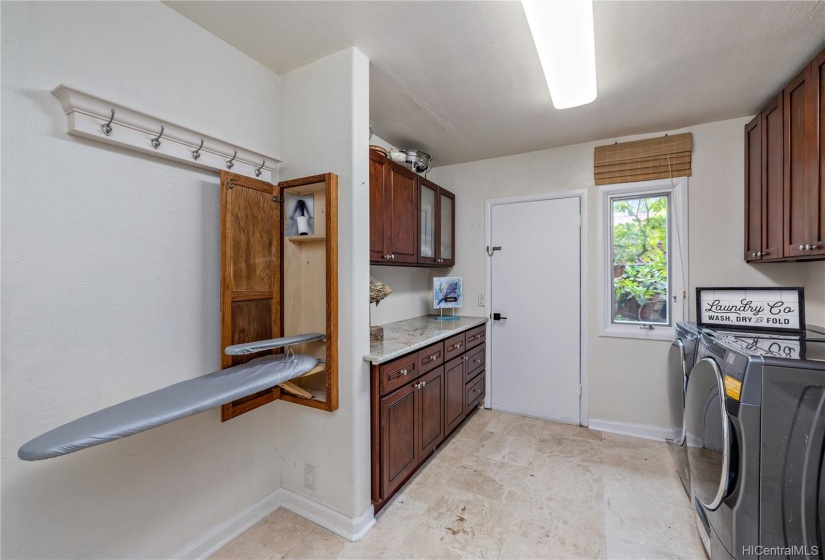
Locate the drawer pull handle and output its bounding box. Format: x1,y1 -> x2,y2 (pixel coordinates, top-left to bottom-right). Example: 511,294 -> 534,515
473,388 -> 481,393
474,359 -> 481,363
431,354 -> 437,360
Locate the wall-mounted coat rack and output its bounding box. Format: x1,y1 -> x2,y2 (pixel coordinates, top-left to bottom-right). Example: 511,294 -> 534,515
51,84 -> 280,182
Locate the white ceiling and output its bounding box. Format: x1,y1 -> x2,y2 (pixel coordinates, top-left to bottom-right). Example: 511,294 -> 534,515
166,1 -> 825,166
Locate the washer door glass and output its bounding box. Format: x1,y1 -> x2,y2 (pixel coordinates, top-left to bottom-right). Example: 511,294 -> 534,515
685,357 -> 731,510
667,340 -> 687,444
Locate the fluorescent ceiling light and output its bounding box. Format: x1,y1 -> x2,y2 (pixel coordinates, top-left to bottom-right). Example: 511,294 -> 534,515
522,0 -> 597,109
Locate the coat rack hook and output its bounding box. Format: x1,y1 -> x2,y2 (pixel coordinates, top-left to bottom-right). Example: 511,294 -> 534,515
226,150 -> 237,170
100,109 -> 115,136
254,159 -> 266,177
192,139 -> 204,160
150,125 -> 165,150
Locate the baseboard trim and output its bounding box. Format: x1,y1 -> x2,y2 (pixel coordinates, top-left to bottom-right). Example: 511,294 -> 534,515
588,418 -> 670,442
172,490 -> 282,560
172,489 -> 375,559
278,488 -> 376,543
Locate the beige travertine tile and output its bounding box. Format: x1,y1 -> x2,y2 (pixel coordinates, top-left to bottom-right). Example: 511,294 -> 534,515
446,455 -> 529,502
282,523 -> 345,560
605,494 -> 705,558
213,411 -> 703,560
525,454 -> 604,501
605,534 -> 687,560
402,487 -> 510,559
472,430 -> 537,466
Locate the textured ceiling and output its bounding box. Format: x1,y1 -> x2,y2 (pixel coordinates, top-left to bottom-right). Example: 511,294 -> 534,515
165,1 -> 825,166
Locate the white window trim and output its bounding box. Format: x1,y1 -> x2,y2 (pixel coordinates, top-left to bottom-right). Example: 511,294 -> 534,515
598,177 -> 689,341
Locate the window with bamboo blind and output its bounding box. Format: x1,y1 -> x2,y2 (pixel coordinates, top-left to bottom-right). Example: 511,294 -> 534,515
594,133 -> 692,185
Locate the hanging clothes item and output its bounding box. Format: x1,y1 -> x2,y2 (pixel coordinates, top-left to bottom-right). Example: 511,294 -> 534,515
19,348 -> 319,461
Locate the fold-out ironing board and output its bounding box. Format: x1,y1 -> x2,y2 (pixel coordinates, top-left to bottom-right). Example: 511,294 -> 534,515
19,334 -> 324,461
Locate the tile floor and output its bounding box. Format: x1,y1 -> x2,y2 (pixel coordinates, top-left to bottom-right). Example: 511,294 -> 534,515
212,409 -> 707,560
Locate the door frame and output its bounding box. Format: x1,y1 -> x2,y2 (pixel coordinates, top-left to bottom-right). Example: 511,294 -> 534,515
483,189 -> 589,426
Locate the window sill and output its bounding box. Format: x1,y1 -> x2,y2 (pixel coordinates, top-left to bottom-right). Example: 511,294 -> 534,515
599,324 -> 674,342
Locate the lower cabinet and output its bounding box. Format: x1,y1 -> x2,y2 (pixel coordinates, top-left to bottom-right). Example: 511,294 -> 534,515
444,358 -> 466,435
371,325 -> 487,512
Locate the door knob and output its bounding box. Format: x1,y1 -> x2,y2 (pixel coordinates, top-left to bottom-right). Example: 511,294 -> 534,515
493,313 -> 507,321
799,245 -> 805,251
806,244 -> 811,251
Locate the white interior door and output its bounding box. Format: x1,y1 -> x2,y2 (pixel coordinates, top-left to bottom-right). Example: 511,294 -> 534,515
490,196 -> 581,424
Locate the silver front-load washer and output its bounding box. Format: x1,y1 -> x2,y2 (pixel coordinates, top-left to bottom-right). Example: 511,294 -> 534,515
668,321 -> 704,496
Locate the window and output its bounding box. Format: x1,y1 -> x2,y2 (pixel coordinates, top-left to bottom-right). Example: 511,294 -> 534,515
599,178 -> 688,340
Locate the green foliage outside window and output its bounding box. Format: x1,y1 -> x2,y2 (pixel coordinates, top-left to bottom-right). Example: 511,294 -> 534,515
611,196 -> 668,323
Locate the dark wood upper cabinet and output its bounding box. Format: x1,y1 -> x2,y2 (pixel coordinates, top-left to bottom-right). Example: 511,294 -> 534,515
369,152 -> 418,264
418,176 -> 455,267
746,46 -> 825,262
762,95 -> 785,260
369,151 -> 456,267
783,65 -> 812,258
811,48 -> 825,257
744,113 -> 762,262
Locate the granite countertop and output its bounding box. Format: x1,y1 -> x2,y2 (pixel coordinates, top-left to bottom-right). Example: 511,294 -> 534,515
365,315 -> 488,365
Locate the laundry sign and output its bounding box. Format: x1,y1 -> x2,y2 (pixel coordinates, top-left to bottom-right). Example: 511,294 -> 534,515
696,288 -> 805,333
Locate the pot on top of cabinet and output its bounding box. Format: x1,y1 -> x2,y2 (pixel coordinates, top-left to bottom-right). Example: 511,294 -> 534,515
369,151 -> 456,267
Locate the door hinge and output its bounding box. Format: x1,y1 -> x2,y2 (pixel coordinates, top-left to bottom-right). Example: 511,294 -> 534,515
272,195 -> 283,203
578,215 -> 582,228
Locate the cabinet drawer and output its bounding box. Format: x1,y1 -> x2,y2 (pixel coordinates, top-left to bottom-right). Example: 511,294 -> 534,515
466,375 -> 485,413
465,344 -> 485,382
417,342 -> 444,374
443,333 -> 466,361
379,353 -> 420,396
465,325 -> 486,349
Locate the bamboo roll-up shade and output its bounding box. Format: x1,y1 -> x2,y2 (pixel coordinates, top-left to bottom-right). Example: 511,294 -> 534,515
594,133 -> 692,185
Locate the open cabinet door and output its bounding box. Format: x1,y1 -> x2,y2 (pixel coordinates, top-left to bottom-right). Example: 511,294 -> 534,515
220,171 -> 282,421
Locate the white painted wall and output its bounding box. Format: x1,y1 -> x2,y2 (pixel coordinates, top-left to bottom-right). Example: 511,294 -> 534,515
1,3 -> 283,558
429,117 -> 823,432
278,48 -> 373,522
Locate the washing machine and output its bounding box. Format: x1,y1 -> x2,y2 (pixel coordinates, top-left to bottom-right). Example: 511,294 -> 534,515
667,321 -> 705,495
685,328 -> 825,559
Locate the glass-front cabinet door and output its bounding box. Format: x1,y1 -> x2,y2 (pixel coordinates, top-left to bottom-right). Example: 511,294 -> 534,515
439,190 -> 455,266
418,178 -> 437,265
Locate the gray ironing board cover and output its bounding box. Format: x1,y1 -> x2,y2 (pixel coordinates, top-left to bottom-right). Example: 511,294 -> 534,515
225,333 -> 325,355
19,353 -> 318,461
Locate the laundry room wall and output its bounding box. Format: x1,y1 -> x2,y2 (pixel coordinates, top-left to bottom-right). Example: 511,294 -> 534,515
278,46 -> 374,529
1,2 -> 283,558
429,117 -> 820,436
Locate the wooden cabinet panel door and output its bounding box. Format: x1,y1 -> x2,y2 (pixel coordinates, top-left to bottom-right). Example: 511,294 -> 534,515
387,163 -> 418,263
784,65 -> 813,258
370,152 -> 388,262
744,114 -> 762,261
220,171 -> 281,421
438,188 -> 456,266
417,366 -> 445,458
444,357 -> 466,435
811,50 -> 825,256
418,177 -> 438,266
762,96 -> 785,260
380,384 -> 418,497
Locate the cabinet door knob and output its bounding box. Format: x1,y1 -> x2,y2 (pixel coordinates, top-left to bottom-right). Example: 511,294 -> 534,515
432,354 -> 437,360
813,245 -> 819,250
401,369 -> 408,376
751,252 -> 756,258
757,252 -> 762,258
806,244 -> 811,251
474,359 -> 481,364
421,380 -> 426,387
800,245 -> 805,251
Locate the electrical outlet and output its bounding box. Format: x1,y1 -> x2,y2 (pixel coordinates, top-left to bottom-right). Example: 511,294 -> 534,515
478,293 -> 485,307
304,464 -> 316,491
